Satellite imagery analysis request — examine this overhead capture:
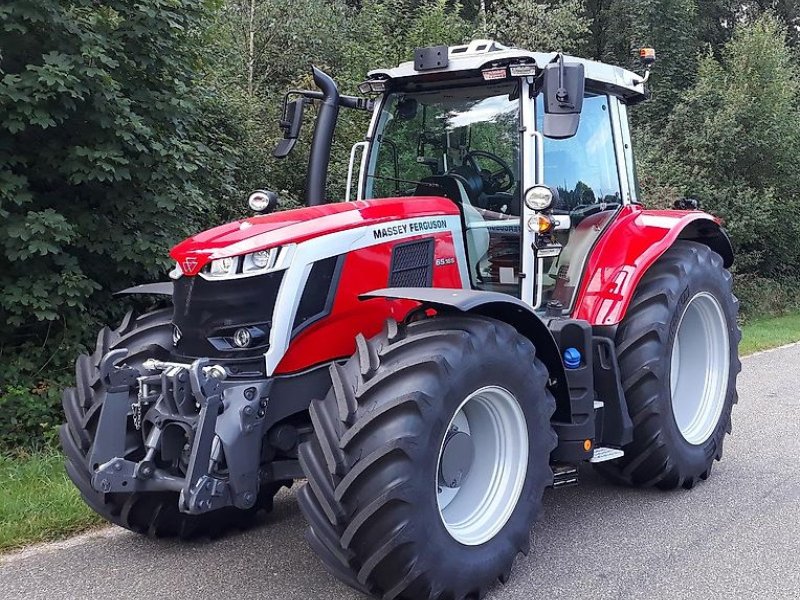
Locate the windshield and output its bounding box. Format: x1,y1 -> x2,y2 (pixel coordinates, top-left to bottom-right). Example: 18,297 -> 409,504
364,83 -> 521,207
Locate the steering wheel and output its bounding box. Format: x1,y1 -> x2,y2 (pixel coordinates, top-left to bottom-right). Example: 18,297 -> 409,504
462,150 -> 515,194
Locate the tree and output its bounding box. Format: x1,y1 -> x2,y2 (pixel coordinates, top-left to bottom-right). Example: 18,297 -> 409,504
648,13 -> 800,278
0,1 -> 244,374
487,0 -> 589,52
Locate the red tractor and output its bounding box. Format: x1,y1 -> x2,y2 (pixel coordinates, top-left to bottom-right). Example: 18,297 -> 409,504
61,40 -> 740,599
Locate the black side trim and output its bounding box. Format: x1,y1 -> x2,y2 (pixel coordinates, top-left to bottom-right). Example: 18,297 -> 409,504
592,336 -> 633,447
359,287 -> 569,411
292,255 -> 345,337
115,282 -> 173,296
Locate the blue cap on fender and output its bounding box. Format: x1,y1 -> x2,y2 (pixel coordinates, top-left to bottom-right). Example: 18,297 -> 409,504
563,347 -> 581,369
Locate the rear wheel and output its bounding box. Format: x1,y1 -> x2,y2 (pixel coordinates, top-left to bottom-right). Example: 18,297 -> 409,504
60,309 -> 283,538
597,241 -> 741,489
298,315 -> 556,600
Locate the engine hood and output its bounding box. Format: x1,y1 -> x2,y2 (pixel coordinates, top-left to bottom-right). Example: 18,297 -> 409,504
170,196 -> 458,276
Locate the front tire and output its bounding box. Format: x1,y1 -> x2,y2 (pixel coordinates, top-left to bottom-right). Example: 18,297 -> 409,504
298,315 -> 556,600
597,241 -> 741,489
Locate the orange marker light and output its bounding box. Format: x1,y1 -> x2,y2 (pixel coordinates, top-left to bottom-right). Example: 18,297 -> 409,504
583,439 -> 593,452
528,214 -> 554,234
639,48 -> 656,66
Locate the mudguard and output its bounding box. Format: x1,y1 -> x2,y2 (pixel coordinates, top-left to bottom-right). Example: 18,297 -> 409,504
360,287 -> 570,408
572,205 -> 734,326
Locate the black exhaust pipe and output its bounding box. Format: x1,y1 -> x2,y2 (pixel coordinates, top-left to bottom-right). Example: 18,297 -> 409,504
305,67 -> 340,206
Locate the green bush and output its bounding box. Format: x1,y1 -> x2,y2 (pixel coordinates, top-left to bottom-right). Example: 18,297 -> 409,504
2,2 -> 800,452
734,274 -> 800,321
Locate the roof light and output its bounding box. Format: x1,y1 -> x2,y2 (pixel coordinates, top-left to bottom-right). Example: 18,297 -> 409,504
509,63 -> 537,77
357,78 -> 389,95
639,48 -> 656,66
481,67 -> 507,81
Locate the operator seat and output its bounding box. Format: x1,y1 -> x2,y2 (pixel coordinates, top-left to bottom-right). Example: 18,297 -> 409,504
414,174 -> 489,286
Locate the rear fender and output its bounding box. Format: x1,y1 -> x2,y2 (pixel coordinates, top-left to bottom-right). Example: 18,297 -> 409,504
360,287 -> 570,410
572,206 -> 734,326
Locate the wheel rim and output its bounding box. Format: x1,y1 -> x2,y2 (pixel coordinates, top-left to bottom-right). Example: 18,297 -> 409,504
436,386 -> 528,546
669,292 -> 730,445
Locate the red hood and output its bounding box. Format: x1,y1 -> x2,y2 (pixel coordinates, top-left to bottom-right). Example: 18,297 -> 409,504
170,196 -> 459,276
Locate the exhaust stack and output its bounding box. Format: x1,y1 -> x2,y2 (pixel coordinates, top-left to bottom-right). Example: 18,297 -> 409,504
305,67 -> 340,206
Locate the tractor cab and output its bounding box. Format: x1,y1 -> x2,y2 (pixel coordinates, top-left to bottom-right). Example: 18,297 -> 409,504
264,40 -> 649,314
347,40 -> 648,312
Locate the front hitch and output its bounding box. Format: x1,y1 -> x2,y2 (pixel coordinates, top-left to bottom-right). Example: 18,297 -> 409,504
90,355 -> 270,514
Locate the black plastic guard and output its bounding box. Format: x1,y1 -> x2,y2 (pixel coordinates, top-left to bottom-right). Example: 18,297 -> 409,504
115,282 -> 173,296
361,287 -> 570,411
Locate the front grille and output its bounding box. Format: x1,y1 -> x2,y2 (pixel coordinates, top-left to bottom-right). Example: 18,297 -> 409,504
172,270 -> 284,358
389,239 -> 434,287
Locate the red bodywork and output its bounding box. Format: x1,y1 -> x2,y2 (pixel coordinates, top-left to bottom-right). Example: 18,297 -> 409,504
170,197 -> 458,276
572,204 -> 723,326
276,231 -> 463,373
169,196 -> 724,373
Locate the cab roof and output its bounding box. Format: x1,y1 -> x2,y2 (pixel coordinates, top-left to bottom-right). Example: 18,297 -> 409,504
368,39 -> 648,104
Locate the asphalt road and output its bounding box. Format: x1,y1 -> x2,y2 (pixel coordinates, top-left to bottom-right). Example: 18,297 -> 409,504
3,344 -> 800,600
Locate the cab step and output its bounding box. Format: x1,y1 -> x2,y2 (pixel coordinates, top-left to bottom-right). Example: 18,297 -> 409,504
589,446 -> 624,463
552,463 -> 579,488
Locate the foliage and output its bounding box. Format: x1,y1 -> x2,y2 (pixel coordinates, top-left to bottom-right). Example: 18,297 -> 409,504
0,1 -> 246,329
646,13 -> 800,279
488,0 -> 589,53
2,1 -> 800,450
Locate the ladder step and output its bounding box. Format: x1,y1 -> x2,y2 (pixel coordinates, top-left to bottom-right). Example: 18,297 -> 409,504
552,464 -> 579,488
589,446 -> 624,463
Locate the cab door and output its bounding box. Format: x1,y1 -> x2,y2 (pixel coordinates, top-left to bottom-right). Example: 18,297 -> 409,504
522,88 -> 631,312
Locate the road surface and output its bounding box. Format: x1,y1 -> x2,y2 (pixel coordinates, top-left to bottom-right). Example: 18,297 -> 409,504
2,344 -> 799,599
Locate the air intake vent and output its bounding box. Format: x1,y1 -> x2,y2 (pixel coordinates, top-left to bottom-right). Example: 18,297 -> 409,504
389,239 -> 434,287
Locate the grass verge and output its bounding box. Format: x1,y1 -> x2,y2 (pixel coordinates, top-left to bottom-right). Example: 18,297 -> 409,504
0,451 -> 103,553
1,313 -> 799,554
740,312 -> 800,355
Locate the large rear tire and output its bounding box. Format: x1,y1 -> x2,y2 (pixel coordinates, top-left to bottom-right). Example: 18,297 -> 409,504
597,241 -> 741,489
298,315 -> 556,600
60,309 -> 283,538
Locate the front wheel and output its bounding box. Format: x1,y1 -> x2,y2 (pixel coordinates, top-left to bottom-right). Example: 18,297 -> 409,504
298,315 -> 556,600
597,241 -> 741,489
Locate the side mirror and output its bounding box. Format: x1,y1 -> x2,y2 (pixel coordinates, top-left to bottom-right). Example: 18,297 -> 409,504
395,97 -> 418,121
673,197 -> 700,210
541,57 -> 585,139
248,190 -> 279,214
273,98 -> 306,158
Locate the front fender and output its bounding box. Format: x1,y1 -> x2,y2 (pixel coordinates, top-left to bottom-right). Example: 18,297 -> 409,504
360,287 -> 569,409
572,205 -> 734,326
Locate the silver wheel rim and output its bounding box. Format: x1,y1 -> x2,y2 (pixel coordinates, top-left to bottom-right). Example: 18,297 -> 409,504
436,386 -> 528,546
670,292 -> 730,445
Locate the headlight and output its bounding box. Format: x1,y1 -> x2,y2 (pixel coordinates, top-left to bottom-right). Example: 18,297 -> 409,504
243,248 -> 279,273
248,190 -> 278,213
206,257 -> 237,278
200,246 -> 287,280
524,186 -> 554,211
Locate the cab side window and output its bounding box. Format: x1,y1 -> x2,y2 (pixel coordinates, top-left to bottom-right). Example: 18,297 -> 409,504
536,93 -> 621,208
